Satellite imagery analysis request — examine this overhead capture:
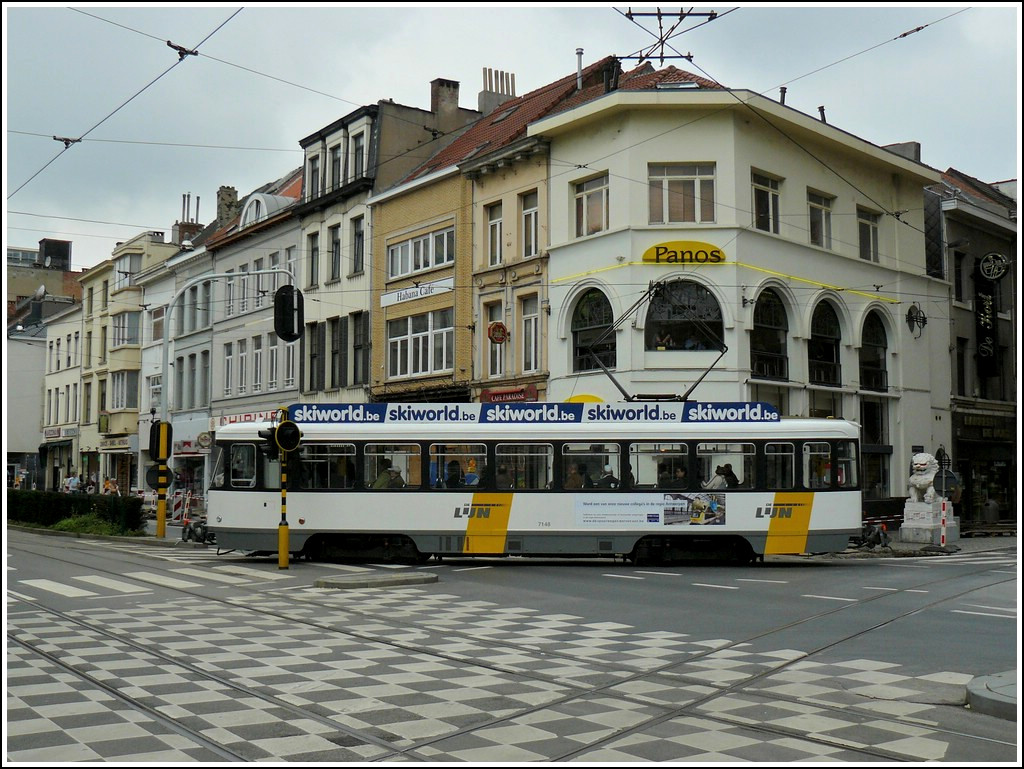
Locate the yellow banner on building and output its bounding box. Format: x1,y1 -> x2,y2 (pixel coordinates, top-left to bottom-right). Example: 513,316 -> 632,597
642,241 -> 726,265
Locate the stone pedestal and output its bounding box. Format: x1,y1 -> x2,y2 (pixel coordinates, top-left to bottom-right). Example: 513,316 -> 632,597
899,499 -> 960,544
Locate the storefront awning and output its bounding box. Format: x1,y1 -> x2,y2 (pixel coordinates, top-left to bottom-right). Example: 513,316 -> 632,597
38,440 -> 72,453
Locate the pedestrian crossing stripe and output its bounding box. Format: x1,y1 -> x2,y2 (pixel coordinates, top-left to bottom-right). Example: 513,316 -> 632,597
73,575 -> 151,593
123,572 -> 203,589
21,579 -> 97,598
170,567 -> 251,584
208,565 -> 294,580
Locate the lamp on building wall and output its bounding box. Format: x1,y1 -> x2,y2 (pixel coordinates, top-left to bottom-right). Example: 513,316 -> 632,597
905,303 -> 927,338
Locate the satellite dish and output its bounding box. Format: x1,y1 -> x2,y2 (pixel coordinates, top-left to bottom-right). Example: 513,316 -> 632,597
44,254 -> 52,268
34,284 -> 47,300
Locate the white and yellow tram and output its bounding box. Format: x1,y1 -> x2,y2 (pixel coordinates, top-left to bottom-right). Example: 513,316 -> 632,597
207,402 -> 862,563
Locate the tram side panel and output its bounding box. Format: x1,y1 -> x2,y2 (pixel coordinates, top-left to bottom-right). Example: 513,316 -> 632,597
208,487 -> 859,557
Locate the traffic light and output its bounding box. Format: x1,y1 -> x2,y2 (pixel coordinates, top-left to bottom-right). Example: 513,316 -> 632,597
273,285 -> 304,343
275,421 -> 302,453
258,426 -> 279,459
149,420 -> 172,461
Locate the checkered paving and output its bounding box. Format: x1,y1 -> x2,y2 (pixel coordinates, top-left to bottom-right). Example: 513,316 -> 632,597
6,583 -> 1016,762
232,587 -> 727,685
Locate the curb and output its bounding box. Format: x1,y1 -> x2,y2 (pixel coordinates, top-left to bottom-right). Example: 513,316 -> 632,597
315,573 -> 439,590
966,672 -> 1018,721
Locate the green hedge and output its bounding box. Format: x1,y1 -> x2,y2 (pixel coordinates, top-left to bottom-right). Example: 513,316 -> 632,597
6,489 -> 144,534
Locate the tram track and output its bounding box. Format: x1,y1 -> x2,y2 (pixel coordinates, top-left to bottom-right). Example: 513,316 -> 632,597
7,534 -> 1017,762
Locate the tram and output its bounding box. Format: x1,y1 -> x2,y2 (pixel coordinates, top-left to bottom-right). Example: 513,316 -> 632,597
206,401 -> 862,563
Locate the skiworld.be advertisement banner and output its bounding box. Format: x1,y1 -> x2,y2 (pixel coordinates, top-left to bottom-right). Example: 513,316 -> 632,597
288,402 -> 780,425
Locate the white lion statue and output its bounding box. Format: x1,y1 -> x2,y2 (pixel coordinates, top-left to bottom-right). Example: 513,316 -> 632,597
907,452 -> 939,503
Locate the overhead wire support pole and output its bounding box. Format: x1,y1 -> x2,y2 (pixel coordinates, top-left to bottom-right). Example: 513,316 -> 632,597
155,268 -> 295,539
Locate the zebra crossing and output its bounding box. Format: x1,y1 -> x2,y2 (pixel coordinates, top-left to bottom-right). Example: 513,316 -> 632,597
8,537 -> 1013,605
7,538 -> 416,604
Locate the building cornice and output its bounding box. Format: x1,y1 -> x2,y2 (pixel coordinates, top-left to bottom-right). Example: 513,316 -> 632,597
529,89 -> 942,185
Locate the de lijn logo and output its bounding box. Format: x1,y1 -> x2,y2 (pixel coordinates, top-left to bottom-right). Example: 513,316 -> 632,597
642,241 -> 726,265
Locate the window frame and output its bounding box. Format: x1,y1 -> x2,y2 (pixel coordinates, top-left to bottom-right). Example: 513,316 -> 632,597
574,174 -> 609,238
752,172 -> 781,234
648,163 -> 716,224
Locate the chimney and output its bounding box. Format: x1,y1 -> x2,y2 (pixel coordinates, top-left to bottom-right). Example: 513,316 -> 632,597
172,220 -> 203,245
576,48 -> 584,90
478,67 -> 517,114
603,59 -> 620,93
779,86 -> 787,105
882,141 -> 922,163
818,105 -> 827,123
217,186 -> 239,223
430,78 -> 461,116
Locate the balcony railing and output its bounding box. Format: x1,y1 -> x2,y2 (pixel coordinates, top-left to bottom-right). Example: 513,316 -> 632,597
304,171 -> 370,202
751,351 -> 789,381
809,360 -> 841,386
859,367 -> 888,392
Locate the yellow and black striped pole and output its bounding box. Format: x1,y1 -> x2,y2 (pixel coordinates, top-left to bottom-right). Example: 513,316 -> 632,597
154,422 -> 171,539
278,449 -> 289,569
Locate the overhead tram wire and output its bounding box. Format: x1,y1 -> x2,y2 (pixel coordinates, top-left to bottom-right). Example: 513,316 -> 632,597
7,8 -> 243,201
595,6 -> 969,242
70,7 -> 462,145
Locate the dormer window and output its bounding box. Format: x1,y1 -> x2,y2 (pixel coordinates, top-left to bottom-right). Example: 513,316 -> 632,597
241,199 -> 264,228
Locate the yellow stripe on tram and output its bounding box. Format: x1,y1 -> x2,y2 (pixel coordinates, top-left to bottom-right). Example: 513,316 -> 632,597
763,492 -> 814,555
462,492 -> 513,554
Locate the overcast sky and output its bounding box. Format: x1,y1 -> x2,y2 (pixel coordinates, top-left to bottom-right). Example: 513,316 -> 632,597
4,3 -> 1021,272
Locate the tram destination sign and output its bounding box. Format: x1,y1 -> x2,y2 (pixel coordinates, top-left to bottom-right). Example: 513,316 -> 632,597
289,402 -> 780,424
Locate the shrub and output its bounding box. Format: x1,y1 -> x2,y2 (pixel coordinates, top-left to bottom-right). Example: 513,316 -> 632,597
7,489 -> 144,534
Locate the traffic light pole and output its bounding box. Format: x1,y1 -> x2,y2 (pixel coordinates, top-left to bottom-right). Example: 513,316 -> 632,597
157,268 -> 294,539
279,450 -> 289,569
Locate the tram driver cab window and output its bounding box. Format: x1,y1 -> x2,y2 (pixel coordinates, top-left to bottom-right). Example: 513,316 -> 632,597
230,444 -> 257,488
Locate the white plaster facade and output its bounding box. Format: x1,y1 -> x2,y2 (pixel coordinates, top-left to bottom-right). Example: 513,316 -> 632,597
530,88 -> 948,499
40,303 -> 83,490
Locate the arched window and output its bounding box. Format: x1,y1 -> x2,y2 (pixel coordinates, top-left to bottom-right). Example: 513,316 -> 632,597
808,302 -> 841,386
571,289 -> 615,372
242,199 -> 263,228
645,280 -> 724,351
750,289 -> 788,380
859,311 -> 888,391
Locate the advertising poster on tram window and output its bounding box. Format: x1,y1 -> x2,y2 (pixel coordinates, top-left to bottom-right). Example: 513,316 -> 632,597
575,494 -> 726,527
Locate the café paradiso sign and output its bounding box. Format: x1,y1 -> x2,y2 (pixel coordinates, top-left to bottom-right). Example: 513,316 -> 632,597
642,240 -> 725,265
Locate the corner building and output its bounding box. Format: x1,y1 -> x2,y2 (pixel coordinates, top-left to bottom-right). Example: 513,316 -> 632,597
530,64 -> 948,508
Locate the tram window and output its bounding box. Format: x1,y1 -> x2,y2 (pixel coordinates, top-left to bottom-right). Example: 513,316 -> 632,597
365,443 -> 420,489
229,444 -> 257,488
210,445 -> 225,489
765,443 -> 795,489
803,442 -> 831,488
629,443 -> 688,489
836,441 -> 858,488
697,442 -> 754,489
496,443 -> 553,490
429,443 -> 487,488
562,442 -> 620,489
263,454 -> 281,490
293,443 -> 356,489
